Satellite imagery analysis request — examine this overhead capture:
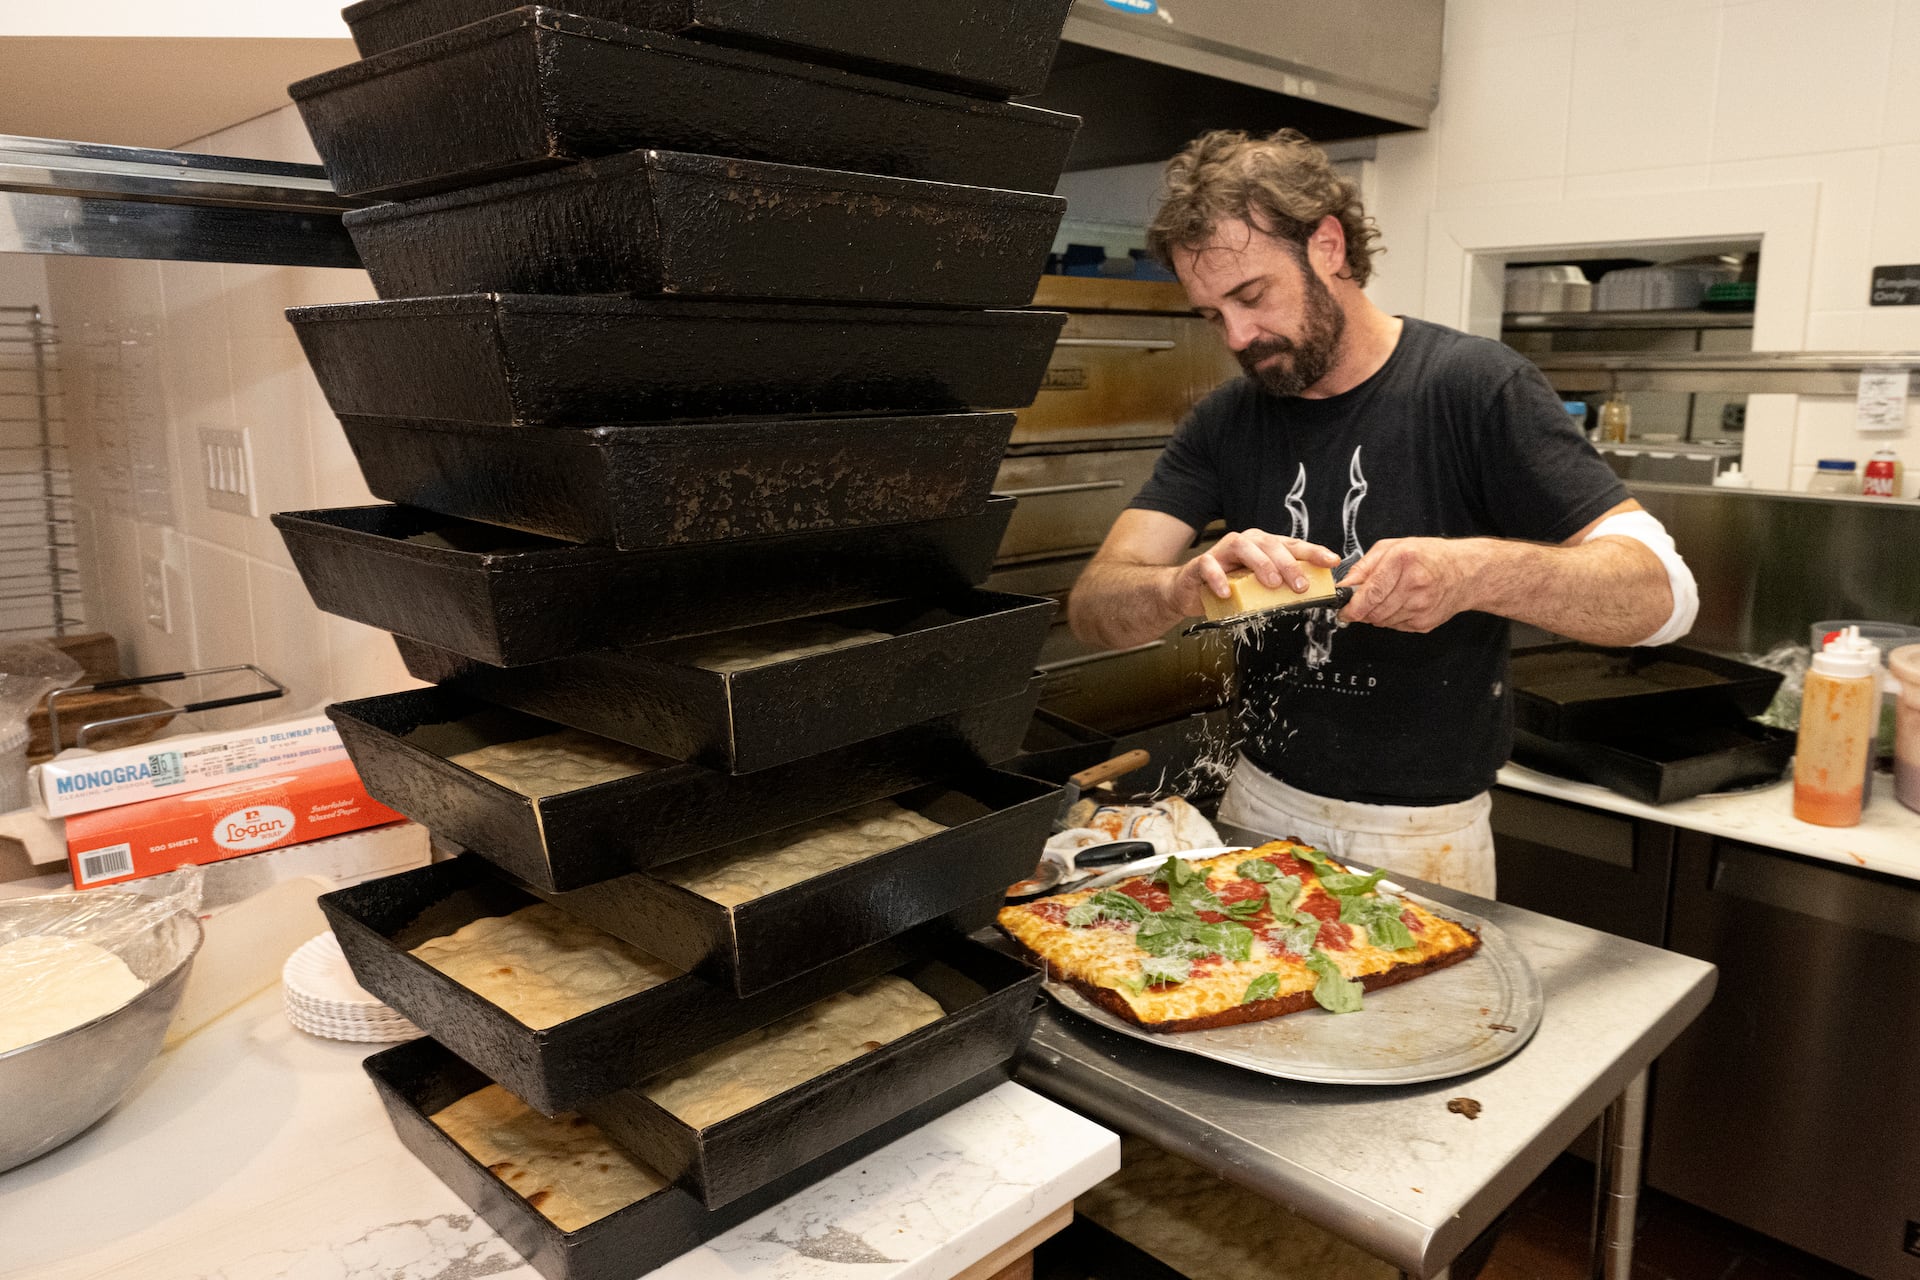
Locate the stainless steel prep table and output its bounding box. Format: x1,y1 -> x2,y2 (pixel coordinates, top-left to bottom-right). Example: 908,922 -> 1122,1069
1010,872 -> 1717,1280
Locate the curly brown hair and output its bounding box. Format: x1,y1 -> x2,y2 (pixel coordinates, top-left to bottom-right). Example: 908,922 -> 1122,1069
1146,128 -> 1382,286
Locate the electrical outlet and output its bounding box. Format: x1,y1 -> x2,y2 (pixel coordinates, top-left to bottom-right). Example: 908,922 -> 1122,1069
142,554 -> 172,633
200,427 -> 257,517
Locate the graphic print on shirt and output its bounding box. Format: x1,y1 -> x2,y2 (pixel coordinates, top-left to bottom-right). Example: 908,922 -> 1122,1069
1286,446 -> 1369,669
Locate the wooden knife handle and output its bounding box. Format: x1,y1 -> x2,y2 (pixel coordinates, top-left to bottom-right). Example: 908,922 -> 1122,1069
1068,749 -> 1151,790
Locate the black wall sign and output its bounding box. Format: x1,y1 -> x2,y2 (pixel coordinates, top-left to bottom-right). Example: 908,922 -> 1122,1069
1870,264 -> 1920,306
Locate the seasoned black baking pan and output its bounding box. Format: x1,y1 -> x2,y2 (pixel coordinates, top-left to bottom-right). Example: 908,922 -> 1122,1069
365,1039 -> 1013,1280
1004,708 -> 1117,784
342,0 -> 1074,99
272,498 -> 1014,667
322,853 -> 998,1112
392,591 -> 1054,773
337,412 -> 1014,549
581,939 -> 1041,1207
294,9 -> 1077,201
524,770 -> 1058,995
1511,720 -> 1795,806
288,295 -> 1066,426
327,682 -> 1040,892
343,150 -> 1064,306
1511,642 -> 1785,742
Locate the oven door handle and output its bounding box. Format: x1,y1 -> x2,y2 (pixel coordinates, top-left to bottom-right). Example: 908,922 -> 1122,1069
1054,337 -> 1179,351
997,480 -> 1128,499
1035,640 -> 1167,674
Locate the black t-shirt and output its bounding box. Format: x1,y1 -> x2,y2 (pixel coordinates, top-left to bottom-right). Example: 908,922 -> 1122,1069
1130,317 -> 1628,805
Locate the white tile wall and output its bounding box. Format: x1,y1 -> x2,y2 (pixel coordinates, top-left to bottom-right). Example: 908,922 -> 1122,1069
45,105 -> 419,719
1370,0 -> 1920,494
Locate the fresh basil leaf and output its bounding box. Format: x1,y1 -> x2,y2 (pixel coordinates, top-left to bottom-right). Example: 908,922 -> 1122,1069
1366,913 -> 1417,952
1234,859 -> 1280,883
1305,949 -> 1363,1014
1319,869 -> 1390,897
1221,892 -> 1267,920
1279,922 -> 1320,958
1295,846 -> 1337,872
1243,972 -> 1280,1003
1193,920 -> 1254,962
1065,889 -> 1149,927
1152,856 -> 1203,890
1266,875 -> 1305,916
1139,955 -> 1191,987
1133,913 -> 1190,956
1338,894 -> 1375,926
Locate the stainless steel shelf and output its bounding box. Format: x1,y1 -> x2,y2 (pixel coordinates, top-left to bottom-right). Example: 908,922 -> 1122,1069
1536,350 -> 1919,395
0,134 -> 362,268
1504,309 -> 1754,331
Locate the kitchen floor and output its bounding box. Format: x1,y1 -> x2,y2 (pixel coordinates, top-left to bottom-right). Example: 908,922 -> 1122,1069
1479,1155 -> 1865,1280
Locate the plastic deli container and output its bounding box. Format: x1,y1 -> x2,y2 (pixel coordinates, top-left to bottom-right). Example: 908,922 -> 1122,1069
1891,645 -> 1920,816
1807,460 -> 1859,494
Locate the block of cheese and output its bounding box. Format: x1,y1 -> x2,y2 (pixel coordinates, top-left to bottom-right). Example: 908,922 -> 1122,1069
1202,565 -> 1339,622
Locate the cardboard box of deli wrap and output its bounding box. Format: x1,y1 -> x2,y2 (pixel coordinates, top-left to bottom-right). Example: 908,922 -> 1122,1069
32,714 -> 350,818
66,758 -> 404,889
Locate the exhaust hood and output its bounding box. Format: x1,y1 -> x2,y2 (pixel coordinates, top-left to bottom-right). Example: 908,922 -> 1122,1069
1032,0 -> 1442,170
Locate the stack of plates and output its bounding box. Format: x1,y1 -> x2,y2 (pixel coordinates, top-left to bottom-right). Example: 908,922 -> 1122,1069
283,931 -> 420,1042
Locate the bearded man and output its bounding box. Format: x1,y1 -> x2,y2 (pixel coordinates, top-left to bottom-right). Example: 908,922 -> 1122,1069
1068,129 -> 1698,896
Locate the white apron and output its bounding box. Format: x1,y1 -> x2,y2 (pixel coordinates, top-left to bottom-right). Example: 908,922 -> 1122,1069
1217,753 -> 1497,898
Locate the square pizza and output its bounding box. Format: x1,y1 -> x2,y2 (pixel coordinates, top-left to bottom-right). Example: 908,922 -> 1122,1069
996,840 -> 1481,1032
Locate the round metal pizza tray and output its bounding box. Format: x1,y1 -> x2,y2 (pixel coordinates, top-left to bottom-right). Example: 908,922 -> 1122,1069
1040,851 -> 1544,1085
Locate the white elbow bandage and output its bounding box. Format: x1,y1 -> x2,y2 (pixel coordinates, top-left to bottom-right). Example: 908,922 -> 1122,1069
1581,510 -> 1699,647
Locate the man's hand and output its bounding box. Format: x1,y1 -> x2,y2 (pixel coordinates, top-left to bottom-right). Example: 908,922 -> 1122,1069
1164,529 -> 1343,617
1339,537 -> 1488,633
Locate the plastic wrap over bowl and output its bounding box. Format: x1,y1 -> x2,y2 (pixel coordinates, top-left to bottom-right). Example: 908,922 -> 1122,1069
0,894 -> 203,1172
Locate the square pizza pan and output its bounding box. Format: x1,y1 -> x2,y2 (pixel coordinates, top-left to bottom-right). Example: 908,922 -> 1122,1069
341,0 -> 1074,99
326,682 -> 1040,892
343,149 -> 1064,306
287,294 -> 1065,426
1512,721 -> 1795,806
580,939 -> 1042,1207
364,1039 -> 1013,1280
523,769 -> 1059,995
271,498 -> 1014,667
323,852 -> 1002,1113
293,8 -> 1077,201
392,591 -> 1055,773
1510,641 -> 1785,742
336,412 -> 1014,549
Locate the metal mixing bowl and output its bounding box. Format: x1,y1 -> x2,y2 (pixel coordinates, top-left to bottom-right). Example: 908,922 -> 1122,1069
0,895 -> 203,1173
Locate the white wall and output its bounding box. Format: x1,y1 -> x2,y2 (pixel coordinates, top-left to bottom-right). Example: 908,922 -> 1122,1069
0,3 -> 348,38
44,106 -> 414,726
1367,0 -> 1920,493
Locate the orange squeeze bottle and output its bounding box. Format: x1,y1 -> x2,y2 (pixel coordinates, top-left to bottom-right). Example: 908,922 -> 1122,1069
1793,626 -> 1881,827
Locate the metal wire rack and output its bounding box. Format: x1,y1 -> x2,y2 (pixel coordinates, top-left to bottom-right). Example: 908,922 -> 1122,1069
0,304 -> 84,639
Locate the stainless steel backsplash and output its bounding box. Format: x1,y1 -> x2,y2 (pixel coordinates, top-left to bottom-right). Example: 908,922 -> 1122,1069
1630,483 -> 1920,654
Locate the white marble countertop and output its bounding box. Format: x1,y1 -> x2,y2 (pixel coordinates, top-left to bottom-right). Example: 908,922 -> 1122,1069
1497,764 -> 1920,880
0,988 -> 1119,1280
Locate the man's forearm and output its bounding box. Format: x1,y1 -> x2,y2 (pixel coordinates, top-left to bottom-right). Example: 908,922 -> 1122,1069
1468,535 -> 1673,645
1067,559 -> 1185,650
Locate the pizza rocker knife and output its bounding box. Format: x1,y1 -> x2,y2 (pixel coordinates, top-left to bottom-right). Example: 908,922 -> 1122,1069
1183,550 -> 1362,636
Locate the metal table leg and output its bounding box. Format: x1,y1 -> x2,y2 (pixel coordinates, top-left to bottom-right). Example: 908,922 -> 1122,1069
1590,1070 -> 1650,1280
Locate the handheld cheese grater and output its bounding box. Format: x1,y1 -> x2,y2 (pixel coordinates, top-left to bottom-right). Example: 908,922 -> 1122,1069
1183,550 -> 1362,636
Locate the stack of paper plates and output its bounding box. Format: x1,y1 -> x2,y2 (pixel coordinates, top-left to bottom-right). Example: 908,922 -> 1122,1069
282,931 -> 419,1042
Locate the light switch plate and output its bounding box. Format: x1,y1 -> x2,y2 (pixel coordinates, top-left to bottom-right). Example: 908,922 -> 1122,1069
200,427 -> 256,517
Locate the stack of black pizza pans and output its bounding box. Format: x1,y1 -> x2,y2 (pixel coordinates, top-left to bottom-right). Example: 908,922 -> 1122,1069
271,2 -> 1081,1274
